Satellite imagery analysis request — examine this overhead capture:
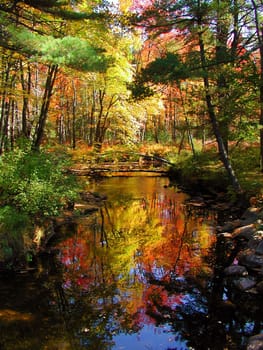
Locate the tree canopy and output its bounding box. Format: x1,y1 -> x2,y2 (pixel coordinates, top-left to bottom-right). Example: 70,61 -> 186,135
0,0 -> 262,176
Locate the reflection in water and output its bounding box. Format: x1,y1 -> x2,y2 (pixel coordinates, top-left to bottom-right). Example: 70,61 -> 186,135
0,177 -> 261,349
54,177 -> 216,350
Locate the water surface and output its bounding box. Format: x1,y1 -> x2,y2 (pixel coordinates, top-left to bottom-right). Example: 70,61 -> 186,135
0,177 -> 259,349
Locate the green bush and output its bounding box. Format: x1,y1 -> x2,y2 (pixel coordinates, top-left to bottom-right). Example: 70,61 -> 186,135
0,148 -> 80,267
0,206 -> 31,266
0,148 -> 79,217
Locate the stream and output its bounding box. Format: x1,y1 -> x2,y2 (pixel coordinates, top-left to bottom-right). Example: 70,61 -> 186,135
0,177 -> 261,349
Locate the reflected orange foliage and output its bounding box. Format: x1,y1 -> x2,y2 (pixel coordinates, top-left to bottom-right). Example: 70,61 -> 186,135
56,180 -> 216,329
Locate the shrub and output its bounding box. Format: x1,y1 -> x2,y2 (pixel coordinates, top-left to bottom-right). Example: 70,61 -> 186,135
0,206 -> 31,266
0,148 -> 79,216
0,148 -> 80,267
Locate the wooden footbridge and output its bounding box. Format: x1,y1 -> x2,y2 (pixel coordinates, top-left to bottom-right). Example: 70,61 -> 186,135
69,154 -> 173,177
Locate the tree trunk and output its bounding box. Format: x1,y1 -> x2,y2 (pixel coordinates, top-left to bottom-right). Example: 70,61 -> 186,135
0,58 -> 11,153
32,64 -> 58,151
197,7 -> 242,192
72,79 -> 77,149
0,57 -> 17,153
94,89 -> 104,148
10,99 -> 16,150
20,60 -> 31,138
94,90 -> 118,151
178,83 -> 195,156
251,0 -> 263,170
0,101 -> 10,153
216,0 -> 231,153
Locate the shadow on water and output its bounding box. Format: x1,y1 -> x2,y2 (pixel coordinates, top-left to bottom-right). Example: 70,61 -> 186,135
0,177 -> 262,349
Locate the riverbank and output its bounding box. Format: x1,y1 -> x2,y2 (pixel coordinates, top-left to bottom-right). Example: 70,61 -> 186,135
185,189 -> 263,350
170,159 -> 263,349
216,203 -> 263,350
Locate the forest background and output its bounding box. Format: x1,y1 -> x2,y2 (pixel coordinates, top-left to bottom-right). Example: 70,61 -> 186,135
0,0 -> 263,267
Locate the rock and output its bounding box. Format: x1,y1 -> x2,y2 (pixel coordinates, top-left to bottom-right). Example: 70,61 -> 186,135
256,240 -> 263,255
255,231 -> 263,239
256,209 -> 263,220
83,207 -> 99,214
218,232 -> 233,239
80,191 -> 107,202
186,197 -> 206,207
232,224 -> 257,239
233,277 -> 256,291
239,253 -> 263,269
93,192 -> 107,200
212,202 -> 232,211
217,220 -> 241,233
249,197 -> 258,207
74,203 -> 99,215
256,281 -> 263,293
214,300 -> 237,321
241,207 -> 260,221
247,334 -> 263,350
248,238 -> 262,250
224,265 -> 248,277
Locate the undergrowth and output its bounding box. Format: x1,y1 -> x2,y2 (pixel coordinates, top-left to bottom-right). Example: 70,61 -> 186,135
0,146 -> 80,268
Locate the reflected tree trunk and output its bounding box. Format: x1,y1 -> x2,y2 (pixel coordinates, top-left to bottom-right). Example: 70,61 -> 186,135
100,208 -> 108,247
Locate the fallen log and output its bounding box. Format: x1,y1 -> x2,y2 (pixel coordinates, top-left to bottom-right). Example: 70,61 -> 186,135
137,153 -> 174,166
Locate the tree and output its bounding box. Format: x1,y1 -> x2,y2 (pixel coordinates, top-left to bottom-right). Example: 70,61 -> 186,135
128,0 -> 262,192
46,11 -> 148,151
194,0 -> 242,192
0,0 -> 109,152
250,0 -> 263,169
